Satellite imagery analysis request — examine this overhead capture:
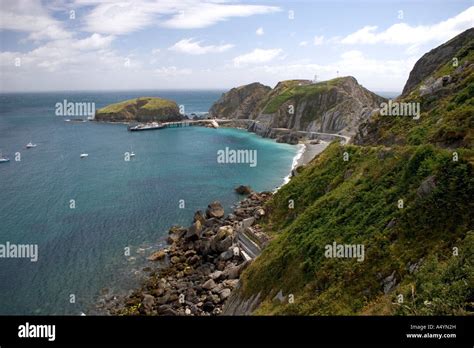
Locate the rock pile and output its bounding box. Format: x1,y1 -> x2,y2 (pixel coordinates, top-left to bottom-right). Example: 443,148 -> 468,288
108,191 -> 272,316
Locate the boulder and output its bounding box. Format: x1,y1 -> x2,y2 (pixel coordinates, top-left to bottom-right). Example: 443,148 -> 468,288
255,208 -> 265,217
141,294 -> 155,312
219,288 -> 232,300
167,226 -> 187,244
196,239 -> 211,256
417,175 -> 437,198
211,226 -> 234,252
224,279 -> 239,289
185,220 -> 202,241
202,301 -> 215,312
382,271 -> 397,294
147,250 -> 166,261
224,261 -> 250,279
193,210 -> 206,225
188,254 -> 200,265
235,185 -> 252,195
206,201 -> 225,219
157,305 -> 179,316
219,249 -> 234,261
240,217 -> 255,230
209,270 -> 223,281
202,279 -> 216,290
215,236 -> 233,253
170,256 -> 181,264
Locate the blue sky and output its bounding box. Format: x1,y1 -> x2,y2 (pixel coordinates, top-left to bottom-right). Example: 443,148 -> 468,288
1,0 -> 473,92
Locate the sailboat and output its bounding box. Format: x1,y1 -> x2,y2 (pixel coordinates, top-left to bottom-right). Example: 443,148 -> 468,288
0,151 -> 10,163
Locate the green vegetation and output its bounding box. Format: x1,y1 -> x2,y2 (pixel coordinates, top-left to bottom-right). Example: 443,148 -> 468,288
97,97 -> 176,114
361,44 -> 474,148
262,78 -> 345,114
237,36 -> 474,315
240,143 -> 473,315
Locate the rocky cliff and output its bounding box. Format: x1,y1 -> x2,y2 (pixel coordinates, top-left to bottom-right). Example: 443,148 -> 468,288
209,82 -> 271,119
210,77 -> 385,143
402,28 -> 474,96
354,28 -> 474,148
95,97 -> 183,122
224,30 -> 474,316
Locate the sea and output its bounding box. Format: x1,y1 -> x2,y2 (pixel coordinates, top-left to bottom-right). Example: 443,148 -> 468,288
0,90 -> 298,315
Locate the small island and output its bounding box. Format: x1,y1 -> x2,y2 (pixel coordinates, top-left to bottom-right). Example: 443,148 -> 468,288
95,97 -> 183,123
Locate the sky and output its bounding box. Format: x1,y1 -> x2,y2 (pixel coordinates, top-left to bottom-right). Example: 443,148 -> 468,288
1,0 -> 473,92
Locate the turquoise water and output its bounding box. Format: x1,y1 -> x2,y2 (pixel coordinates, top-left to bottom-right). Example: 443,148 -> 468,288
0,92 -> 297,315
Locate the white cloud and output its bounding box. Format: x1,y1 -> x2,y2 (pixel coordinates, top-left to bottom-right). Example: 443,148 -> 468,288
341,6 -> 474,47
155,66 -> 192,76
162,3 -> 281,29
82,0 -> 280,34
152,48 -> 161,55
0,0 -> 71,41
256,27 -> 264,35
299,41 -> 308,47
72,33 -> 115,51
247,50 -> 416,91
233,48 -> 283,67
0,33 -> 120,73
313,35 -> 324,45
169,38 -> 233,55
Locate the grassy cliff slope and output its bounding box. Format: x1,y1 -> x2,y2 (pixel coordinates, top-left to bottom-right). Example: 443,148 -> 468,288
236,29 -> 474,316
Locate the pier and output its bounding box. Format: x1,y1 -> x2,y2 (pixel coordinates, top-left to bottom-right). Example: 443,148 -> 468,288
128,119 -> 224,131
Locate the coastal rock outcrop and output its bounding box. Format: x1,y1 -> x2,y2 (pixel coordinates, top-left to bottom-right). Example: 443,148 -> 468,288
95,97 -> 183,123
208,82 -> 271,119
353,28 -> 474,148
402,27 -> 474,96
222,30 -> 474,316
106,193 -> 272,316
235,185 -> 252,195
210,77 -> 385,142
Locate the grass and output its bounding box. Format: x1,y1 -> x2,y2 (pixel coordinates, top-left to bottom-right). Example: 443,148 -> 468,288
239,142 -> 474,315
359,47 -> 474,149
97,97 -> 176,114
262,78 -> 346,114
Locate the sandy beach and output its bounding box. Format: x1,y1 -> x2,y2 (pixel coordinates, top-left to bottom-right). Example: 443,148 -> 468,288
296,141 -> 329,167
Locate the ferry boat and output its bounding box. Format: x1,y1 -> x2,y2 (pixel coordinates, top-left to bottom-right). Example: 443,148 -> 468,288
80,153 -> 89,158
128,122 -> 165,131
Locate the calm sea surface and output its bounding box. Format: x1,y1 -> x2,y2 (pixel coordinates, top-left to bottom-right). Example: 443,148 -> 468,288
0,91 -> 297,314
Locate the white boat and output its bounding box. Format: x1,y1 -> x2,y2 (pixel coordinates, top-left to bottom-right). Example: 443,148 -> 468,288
26,142 -> 37,149
128,122 -> 165,131
80,153 -> 89,158
130,152 -> 135,157
0,152 -> 10,163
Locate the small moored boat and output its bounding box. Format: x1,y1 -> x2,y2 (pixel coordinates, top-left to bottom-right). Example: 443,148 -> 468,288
0,152 -> 10,163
